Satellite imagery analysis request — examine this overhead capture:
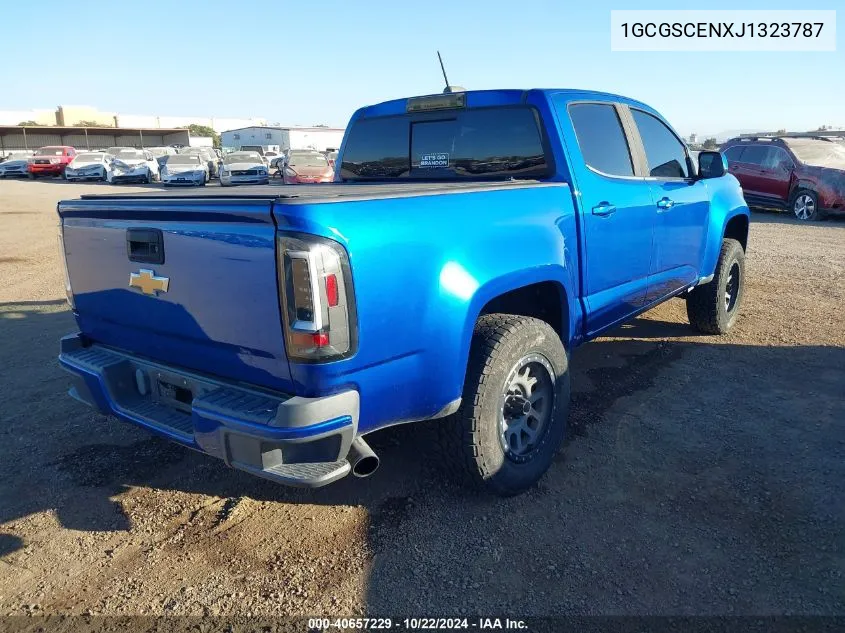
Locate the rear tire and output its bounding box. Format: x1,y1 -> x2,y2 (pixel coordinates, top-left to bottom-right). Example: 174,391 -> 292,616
686,238 -> 745,334
791,189 -> 820,221
438,314 -> 570,496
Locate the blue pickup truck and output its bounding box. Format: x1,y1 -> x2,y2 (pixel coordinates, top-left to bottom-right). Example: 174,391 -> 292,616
57,89 -> 750,496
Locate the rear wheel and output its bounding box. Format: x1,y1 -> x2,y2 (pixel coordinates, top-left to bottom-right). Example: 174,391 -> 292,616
686,238 -> 745,334
791,189 -> 820,221
439,314 -> 570,496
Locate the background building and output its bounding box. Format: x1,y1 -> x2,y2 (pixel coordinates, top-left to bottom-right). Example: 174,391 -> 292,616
0,126 -> 190,155
221,126 -> 345,153
0,105 -> 266,132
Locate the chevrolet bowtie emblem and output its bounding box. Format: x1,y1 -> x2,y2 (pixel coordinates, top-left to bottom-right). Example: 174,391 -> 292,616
129,269 -> 170,295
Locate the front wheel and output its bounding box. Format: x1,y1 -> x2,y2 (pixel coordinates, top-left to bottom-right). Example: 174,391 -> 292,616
439,314 -> 570,496
686,238 -> 745,334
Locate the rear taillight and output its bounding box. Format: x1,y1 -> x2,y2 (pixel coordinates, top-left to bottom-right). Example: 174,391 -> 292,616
276,232 -> 356,362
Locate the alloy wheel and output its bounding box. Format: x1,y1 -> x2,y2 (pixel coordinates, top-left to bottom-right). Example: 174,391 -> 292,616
794,194 -> 816,221
498,353 -> 555,462
724,262 -> 741,313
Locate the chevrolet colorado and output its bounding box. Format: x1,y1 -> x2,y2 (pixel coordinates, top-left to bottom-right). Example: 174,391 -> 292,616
57,89 -> 750,496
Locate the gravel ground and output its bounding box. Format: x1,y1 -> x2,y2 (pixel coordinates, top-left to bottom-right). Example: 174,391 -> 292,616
0,178 -> 843,618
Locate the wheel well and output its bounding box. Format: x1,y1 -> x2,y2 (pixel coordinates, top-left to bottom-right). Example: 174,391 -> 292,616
479,282 -> 568,344
724,214 -> 749,251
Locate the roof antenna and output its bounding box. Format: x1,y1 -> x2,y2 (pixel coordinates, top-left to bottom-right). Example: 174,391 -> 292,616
437,51 -> 465,94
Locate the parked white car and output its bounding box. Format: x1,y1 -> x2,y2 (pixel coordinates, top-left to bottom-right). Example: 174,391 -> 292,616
147,146 -> 178,170
65,152 -> 111,182
219,151 -> 269,186
0,153 -> 33,178
108,149 -> 160,184
180,147 -> 220,178
160,154 -> 209,186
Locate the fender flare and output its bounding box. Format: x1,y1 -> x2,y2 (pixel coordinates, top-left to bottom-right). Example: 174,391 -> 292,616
450,267 -> 577,398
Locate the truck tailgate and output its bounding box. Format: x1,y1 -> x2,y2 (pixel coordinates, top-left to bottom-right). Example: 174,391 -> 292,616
58,198 -> 293,392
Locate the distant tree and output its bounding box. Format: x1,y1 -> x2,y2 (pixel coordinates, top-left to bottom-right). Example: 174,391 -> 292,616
815,125 -> 829,132
313,124 -> 329,128
18,120 -> 43,126
776,129 -> 787,135
702,137 -> 719,150
74,120 -> 103,127
185,124 -> 221,148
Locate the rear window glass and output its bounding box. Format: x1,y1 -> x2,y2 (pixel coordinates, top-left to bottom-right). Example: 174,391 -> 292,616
568,104 -> 633,177
340,106 -> 550,180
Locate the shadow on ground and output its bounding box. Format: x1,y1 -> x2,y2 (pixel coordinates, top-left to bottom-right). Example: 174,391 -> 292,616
1,300 -> 843,614
748,207 -> 845,226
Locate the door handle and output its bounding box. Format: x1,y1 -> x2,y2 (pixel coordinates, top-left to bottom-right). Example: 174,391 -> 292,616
591,202 -> 617,217
656,197 -> 675,211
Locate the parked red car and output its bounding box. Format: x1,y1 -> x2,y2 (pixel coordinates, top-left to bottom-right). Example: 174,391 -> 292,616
720,136 -> 845,221
27,146 -> 77,178
282,149 -> 334,184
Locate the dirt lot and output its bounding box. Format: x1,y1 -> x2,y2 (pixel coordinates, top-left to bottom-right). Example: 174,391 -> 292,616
1,178 -> 843,618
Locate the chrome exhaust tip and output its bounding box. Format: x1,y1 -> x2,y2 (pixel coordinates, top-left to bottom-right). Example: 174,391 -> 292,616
347,437 -> 379,478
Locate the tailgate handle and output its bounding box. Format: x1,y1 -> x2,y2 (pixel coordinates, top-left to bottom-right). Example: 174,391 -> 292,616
126,228 -> 165,265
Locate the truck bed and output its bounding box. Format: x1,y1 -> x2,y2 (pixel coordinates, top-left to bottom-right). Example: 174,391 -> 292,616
79,180 -> 559,204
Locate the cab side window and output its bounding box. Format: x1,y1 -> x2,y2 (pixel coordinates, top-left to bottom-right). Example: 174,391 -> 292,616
631,109 -> 689,179
568,103 -> 634,177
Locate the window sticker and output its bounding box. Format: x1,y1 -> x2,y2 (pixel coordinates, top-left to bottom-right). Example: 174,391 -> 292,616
419,152 -> 450,168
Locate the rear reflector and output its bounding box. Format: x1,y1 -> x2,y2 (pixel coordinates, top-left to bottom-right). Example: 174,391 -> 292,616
291,331 -> 330,348
325,273 -> 339,307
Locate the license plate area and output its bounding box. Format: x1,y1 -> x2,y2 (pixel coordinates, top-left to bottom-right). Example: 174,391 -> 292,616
149,368 -> 213,414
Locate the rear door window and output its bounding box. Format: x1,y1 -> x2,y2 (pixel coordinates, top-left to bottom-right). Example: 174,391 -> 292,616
631,109 -> 689,179
568,103 -> 634,177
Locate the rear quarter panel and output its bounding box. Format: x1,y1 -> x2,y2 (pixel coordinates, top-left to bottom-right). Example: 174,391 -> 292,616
274,184 -> 580,433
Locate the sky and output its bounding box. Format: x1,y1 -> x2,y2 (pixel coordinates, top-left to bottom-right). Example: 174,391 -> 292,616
1,0 -> 841,138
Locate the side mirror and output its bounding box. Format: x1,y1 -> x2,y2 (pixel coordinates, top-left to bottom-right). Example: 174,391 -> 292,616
698,151 -> 727,179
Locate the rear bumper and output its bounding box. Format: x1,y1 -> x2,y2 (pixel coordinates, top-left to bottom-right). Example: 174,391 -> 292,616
161,176 -> 204,186
59,332 -> 359,487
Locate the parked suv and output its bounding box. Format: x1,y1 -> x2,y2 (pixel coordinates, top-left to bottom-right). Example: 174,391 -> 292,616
27,146 -> 76,178
721,136 -> 845,221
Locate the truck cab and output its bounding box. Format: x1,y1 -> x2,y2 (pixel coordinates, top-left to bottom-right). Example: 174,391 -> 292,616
56,89 -> 750,496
